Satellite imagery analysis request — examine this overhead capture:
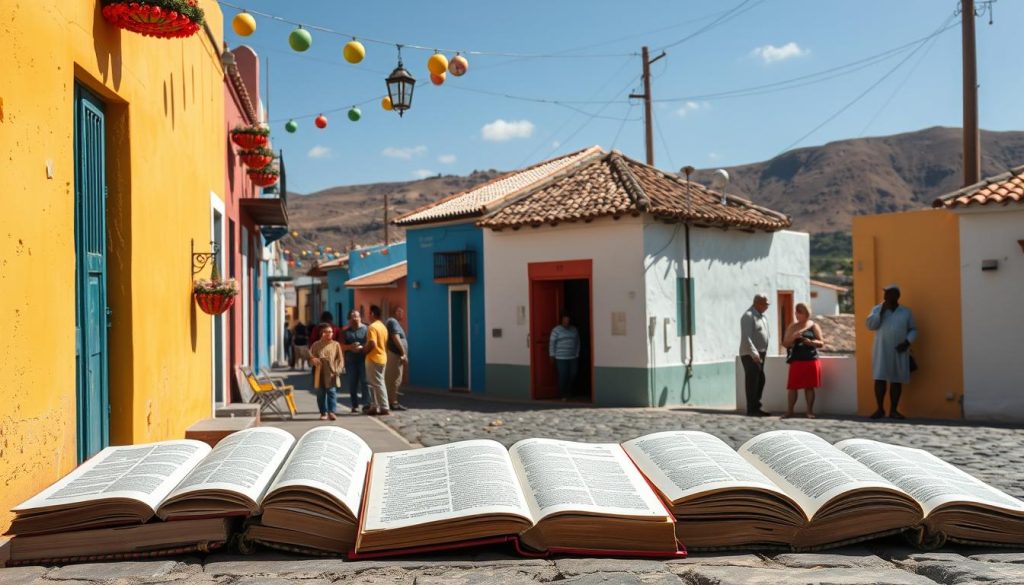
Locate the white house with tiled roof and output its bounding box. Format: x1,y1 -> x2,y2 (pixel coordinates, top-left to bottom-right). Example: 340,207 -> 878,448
852,165 -> 1024,421
394,147 -> 603,393
474,149 -> 809,407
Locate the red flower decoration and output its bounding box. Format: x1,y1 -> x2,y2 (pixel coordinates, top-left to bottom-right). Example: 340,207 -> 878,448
195,292 -> 235,315
101,1 -> 203,39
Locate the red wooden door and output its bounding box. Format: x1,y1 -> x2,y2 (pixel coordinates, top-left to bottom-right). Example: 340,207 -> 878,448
777,290 -> 794,349
529,280 -> 562,399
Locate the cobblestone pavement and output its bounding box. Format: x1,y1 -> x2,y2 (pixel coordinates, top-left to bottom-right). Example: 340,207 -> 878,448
383,390 -> 1024,501
5,387 -> 1024,584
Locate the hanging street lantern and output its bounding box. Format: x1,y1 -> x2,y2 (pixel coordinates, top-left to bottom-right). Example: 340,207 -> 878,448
385,46 -> 416,117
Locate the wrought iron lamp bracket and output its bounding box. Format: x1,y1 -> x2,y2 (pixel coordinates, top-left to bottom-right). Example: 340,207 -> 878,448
192,239 -> 221,275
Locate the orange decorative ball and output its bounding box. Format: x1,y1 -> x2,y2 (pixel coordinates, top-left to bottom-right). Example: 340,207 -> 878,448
430,72 -> 446,86
427,53 -> 448,76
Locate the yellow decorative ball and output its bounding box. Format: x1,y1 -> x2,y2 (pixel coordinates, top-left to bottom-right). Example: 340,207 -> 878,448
427,53 -> 448,76
343,40 -> 365,64
232,12 -> 256,36
381,96 -> 393,111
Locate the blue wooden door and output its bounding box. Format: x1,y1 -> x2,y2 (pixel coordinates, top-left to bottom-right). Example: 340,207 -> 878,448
74,84 -> 110,462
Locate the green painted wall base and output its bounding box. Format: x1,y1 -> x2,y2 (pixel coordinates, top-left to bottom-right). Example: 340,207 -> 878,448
483,362 -> 736,407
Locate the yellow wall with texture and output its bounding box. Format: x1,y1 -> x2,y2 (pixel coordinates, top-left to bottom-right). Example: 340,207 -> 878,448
852,209 -> 962,420
0,0 -> 225,533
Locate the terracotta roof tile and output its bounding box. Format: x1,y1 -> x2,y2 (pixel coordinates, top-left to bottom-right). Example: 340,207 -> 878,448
344,262 -> 407,288
933,165 -> 1024,209
393,146 -> 603,226
478,151 -> 791,231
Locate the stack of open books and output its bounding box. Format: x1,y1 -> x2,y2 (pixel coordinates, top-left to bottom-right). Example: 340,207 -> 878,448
6,427 -> 1024,565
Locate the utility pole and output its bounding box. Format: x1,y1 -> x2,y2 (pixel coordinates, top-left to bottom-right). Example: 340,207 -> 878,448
629,46 -> 666,166
961,0 -> 980,187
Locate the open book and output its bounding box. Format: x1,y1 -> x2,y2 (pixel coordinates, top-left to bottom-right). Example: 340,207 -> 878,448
6,427 -> 296,562
623,430 -> 1024,550
246,437 -> 681,558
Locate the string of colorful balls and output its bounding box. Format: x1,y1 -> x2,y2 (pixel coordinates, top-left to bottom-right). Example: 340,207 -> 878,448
230,11 -> 469,133
281,231 -> 346,269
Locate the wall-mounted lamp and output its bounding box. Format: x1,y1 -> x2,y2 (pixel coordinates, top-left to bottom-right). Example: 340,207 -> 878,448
412,280 -> 420,289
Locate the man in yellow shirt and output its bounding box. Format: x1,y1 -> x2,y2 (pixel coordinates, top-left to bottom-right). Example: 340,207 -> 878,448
363,304 -> 390,415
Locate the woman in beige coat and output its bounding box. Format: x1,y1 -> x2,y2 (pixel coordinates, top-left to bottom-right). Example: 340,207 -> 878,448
309,323 -> 344,420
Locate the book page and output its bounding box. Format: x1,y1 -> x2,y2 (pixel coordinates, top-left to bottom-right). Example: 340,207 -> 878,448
362,440 -> 532,532
165,427 -> 295,506
13,441 -> 211,513
266,426 -> 373,516
510,438 -> 669,522
837,439 -> 1024,516
622,431 -> 790,504
738,430 -> 896,518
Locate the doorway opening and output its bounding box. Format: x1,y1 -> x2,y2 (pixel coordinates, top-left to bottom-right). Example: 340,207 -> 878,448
777,290 -> 794,351
449,286 -> 470,391
528,260 -> 593,402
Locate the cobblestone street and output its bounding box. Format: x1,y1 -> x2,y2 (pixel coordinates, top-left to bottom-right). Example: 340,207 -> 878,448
4,379 -> 1024,585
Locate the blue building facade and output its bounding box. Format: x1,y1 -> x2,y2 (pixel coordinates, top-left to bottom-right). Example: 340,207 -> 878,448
405,224 -> 485,392
325,242 -> 408,323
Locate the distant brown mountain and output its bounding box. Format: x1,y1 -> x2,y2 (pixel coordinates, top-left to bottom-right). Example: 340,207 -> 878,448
285,126 -> 1024,253
692,126 -> 1024,232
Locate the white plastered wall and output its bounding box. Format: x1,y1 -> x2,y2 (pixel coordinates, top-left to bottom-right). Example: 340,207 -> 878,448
643,222 -> 810,368
810,284 -> 840,316
483,217 -> 647,368
958,207 -> 1024,421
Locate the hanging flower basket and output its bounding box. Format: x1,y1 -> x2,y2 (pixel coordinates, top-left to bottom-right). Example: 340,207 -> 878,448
238,147 -> 274,169
247,164 -> 280,187
101,0 -> 205,39
231,125 -> 270,149
193,278 -> 238,315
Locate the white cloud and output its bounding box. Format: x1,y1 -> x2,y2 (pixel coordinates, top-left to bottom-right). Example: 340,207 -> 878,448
307,145 -> 332,159
708,152 -> 721,161
382,145 -> 427,160
676,101 -> 708,117
481,119 -> 535,142
412,169 -> 436,179
751,42 -> 809,64
437,154 -> 457,164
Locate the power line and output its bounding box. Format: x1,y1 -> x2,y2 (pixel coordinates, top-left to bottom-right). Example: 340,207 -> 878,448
655,0 -> 765,51
544,75 -> 641,160
777,12 -> 959,155
653,21 -> 960,103
611,102 -> 638,151
218,1 -> 635,59
858,20 -> 946,137
653,107 -> 676,170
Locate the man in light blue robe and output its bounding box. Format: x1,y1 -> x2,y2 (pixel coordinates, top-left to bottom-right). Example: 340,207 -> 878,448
866,284 -> 917,419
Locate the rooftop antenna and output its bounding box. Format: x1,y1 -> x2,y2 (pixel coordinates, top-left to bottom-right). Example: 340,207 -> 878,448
710,169 -> 730,206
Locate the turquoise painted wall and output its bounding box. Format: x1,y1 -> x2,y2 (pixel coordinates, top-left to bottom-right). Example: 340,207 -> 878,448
406,223 -> 485,391
324,266 -> 352,322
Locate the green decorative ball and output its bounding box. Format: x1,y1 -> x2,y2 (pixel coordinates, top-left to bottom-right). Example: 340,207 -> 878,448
289,27 -> 312,52
285,119 -> 298,133
348,107 -> 362,122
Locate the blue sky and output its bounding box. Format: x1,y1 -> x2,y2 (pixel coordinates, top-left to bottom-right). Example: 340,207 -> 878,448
222,0 -> 1024,194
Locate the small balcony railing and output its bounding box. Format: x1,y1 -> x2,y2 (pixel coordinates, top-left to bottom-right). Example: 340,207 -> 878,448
434,250 -> 477,284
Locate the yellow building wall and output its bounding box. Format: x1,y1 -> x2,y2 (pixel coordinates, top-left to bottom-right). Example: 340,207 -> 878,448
0,1 -> 225,533
852,209 -> 962,419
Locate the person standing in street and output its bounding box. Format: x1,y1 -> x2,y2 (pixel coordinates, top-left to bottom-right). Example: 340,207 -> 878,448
341,309 -> 368,414
384,307 -> 409,411
866,284 -> 918,420
309,323 -> 343,421
782,303 -> 825,419
549,312 -> 580,400
740,294 -> 772,416
363,305 -> 390,416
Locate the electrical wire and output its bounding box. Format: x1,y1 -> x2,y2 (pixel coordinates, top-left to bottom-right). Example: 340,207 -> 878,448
857,20 -> 947,137
653,107 -> 676,170
218,1 -> 635,58
545,75 -> 641,159
655,0 -> 765,51
777,12 -> 959,155
654,21 -> 960,103
610,102 -> 638,151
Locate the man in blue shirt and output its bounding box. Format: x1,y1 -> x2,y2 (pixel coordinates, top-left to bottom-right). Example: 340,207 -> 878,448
549,312 -> 581,400
739,294 -> 772,416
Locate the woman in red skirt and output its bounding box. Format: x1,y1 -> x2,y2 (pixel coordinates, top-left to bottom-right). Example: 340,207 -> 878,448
782,303 -> 825,418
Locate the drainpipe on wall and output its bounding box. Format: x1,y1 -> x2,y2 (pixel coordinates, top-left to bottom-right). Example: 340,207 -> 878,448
681,166 -> 696,403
